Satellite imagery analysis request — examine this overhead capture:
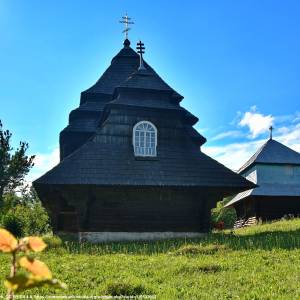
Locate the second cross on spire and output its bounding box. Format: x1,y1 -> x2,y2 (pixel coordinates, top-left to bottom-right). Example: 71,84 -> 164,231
136,40 -> 146,70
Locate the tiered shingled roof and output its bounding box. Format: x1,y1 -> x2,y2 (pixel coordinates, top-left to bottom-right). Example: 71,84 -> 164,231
34,139 -> 254,189
62,40 -> 141,134
35,39 -> 254,193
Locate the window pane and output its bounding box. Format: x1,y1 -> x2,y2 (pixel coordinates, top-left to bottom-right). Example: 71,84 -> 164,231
134,122 -> 157,157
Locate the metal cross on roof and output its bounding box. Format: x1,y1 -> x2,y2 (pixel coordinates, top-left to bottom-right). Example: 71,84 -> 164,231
269,125 -> 274,139
136,40 -> 145,56
119,13 -> 134,40
136,40 -> 146,70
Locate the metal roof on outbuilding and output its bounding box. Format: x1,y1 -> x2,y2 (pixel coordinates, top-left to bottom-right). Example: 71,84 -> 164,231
226,138 -> 300,207
225,183 -> 300,207
238,138 -> 300,174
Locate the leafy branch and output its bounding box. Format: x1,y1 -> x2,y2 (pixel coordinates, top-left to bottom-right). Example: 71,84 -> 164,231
0,228 -> 66,300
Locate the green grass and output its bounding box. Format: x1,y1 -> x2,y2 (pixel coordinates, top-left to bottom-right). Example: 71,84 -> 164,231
1,219 -> 300,299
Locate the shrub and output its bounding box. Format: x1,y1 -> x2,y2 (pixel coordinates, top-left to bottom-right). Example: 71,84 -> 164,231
1,193 -> 22,213
23,201 -> 51,235
43,235 -> 63,249
0,203 -> 51,237
1,211 -> 26,237
105,281 -> 150,296
211,197 -> 237,229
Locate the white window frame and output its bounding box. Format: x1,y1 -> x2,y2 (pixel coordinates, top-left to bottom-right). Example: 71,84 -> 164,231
133,121 -> 157,157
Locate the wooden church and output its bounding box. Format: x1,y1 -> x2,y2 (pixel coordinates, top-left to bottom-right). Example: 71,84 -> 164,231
33,19 -> 254,241
225,129 -> 300,226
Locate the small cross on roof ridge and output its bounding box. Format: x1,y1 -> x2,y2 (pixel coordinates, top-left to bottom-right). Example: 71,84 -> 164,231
269,125 -> 274,140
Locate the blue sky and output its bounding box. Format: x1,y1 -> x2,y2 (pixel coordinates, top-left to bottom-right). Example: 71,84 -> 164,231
1,0 -> 300,180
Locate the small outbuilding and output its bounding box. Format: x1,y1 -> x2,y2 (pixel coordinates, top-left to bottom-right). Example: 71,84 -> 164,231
225,133 -> 300,226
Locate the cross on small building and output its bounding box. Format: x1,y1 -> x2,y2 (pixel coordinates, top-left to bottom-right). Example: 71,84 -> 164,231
269,125 -> 274,139
136,40 -> 146,70
119,13 -> 134,40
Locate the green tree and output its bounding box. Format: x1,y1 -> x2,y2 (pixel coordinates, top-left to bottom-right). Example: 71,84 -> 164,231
0,120 -> 35,207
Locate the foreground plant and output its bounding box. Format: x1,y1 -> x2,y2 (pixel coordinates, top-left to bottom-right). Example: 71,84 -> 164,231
0,228 -> 66,299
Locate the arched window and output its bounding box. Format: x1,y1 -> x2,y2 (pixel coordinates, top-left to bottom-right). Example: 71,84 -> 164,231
133,121 -> 157,157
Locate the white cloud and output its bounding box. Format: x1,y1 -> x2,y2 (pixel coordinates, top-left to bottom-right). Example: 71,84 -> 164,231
210,130 -> 243,141
203,126 -> 300,171
239,107 -> 274,138
203,107 -> 300,171
202,139 -> 265,171
194,126 -> 209,133
275,114 -> 295,124
292,112 -> 300,123
276,123 -> 300,152
26,147 -> 60,183
276,126 -> 290,135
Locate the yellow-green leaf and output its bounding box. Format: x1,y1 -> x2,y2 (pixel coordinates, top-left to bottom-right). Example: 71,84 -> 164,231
0,228 -> 18,253
19,256 -> 52,279
22,237 -> 47,252
4,274 -> 31,292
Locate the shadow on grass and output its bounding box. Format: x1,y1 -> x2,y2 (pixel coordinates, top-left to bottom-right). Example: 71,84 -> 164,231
51,227 -> 300,255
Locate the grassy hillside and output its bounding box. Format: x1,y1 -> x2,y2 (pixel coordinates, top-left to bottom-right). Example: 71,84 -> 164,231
1,219 -> 300,299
